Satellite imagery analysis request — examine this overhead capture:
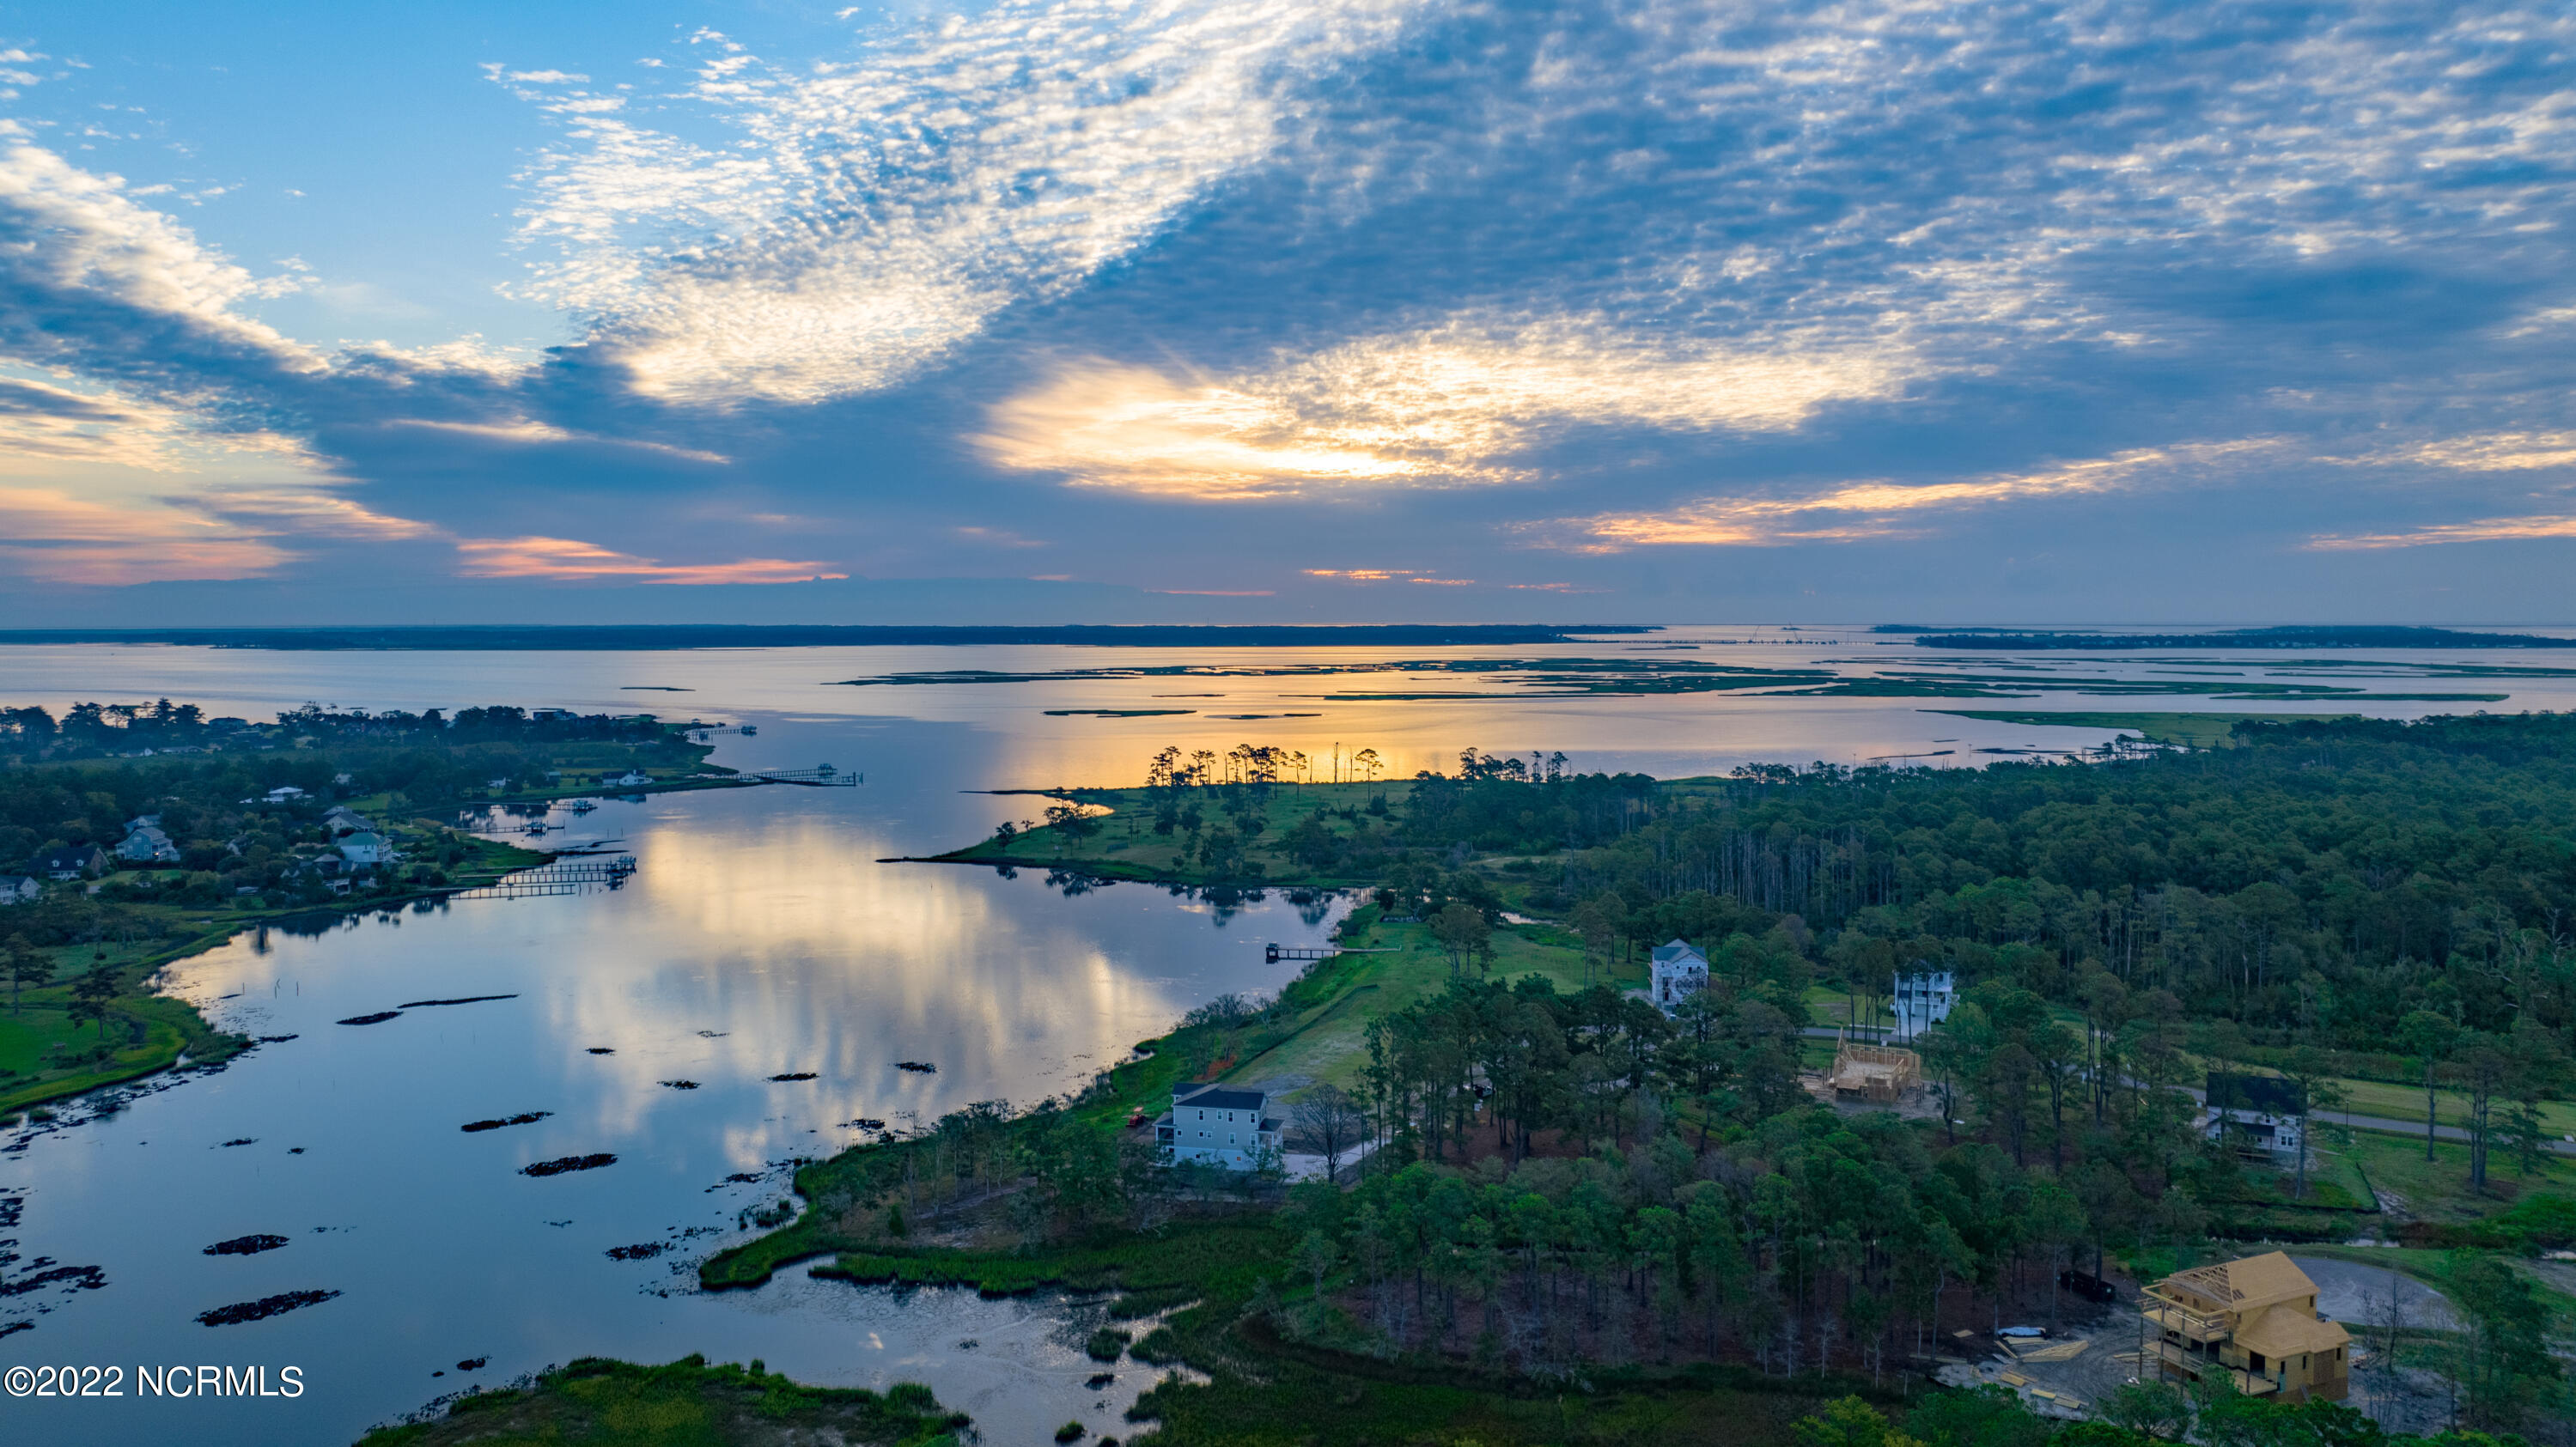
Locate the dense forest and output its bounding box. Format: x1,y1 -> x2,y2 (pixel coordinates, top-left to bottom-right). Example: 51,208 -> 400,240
1237,716 -> 2576,1055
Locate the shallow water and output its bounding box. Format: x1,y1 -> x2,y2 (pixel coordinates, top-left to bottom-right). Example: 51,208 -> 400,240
3,626 -> 2573,1444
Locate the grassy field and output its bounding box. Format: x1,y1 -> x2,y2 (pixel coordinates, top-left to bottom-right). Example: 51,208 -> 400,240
1930,711 -> 2363,748
1226,915 -> 1643,1094
2325,1077 -> 2576,1138
2333,1123 -> 2576,1222
354,1356 -> 969,1447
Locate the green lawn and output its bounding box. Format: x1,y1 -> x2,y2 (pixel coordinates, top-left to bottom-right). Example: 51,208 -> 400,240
2325,1077 -> 2576,1138
1226,918 -> 1642,1096
2332,1123 -> 2576,1222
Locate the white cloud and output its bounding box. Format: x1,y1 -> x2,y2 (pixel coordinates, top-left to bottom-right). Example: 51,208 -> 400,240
0,125 -> 317,363
504,0 -> 1417,405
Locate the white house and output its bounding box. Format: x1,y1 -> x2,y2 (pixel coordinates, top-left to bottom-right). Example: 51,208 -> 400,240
2203,1073 -> 2305,1160
1891,969 -> 1957,1041
609,768 -> 653,787
338,831 -> 394,868
114,824 -> 180,865
322,806 -> 374,836
1650,939 -> 1709,1015
1155,1083 -> 1282,1170
0,874 -> 38,904
265,785 -> 308,803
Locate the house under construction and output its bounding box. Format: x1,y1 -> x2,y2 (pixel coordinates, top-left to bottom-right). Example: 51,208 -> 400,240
1830,1033 -> 1921,1103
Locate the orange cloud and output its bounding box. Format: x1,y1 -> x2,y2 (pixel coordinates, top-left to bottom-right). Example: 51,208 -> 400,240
454,535 -> 847,584
0,484 -> 291,582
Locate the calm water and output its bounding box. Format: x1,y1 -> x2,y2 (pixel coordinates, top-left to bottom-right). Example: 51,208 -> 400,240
3,627 -> 2573,1445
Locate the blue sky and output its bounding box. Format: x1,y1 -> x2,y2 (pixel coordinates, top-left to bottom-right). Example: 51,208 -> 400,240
0,0 -> 2571,625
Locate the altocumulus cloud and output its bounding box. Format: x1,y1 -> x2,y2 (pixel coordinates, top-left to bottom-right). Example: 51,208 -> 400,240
0,0 -> 2570,611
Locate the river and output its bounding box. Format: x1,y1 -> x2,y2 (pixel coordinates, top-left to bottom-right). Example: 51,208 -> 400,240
2,626 -> 2573,1444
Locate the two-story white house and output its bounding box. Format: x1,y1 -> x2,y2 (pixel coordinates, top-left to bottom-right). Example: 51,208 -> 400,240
338,831 -> 395,868
1650,939 -> 1709,1015
2204,1073 -> 2305,1160
1891,969 -> 1956,1041
1154,1083 -> 1282,1170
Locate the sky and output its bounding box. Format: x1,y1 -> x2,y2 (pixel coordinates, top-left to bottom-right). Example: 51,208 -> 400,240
0,0 -> 2570,627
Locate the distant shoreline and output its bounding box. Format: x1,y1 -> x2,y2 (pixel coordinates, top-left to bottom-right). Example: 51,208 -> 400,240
0,623 -> 1658,651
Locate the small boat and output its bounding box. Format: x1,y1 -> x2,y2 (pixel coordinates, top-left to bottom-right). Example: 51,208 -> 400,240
894,1061 -> 936,1073
569,799 -> 597,814
740,725 -> 758,736
523,822 -> 549,836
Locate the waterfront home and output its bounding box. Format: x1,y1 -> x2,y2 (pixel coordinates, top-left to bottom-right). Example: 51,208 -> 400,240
322,806 -> 374,836
2202,1073 -> 2304,1161
1891,968 -> 1956,1041
114,823 -> 181,865
1154,1083 -> 1282,1170
2144,1251 -> 2350,1401
338,831 -> 394,867
1650,939 -> 1708,1015
0,874 -> 38,904
36,843 -> 108,880
609,768 -> 653,787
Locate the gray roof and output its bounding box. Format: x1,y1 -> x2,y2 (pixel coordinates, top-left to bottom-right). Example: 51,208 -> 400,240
1174,1084 -> 1267,1112
1652,939 -> 1706,965
2208,1073 -> 2303,1116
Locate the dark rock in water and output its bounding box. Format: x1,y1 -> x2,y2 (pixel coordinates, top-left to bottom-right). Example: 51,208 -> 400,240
204,1234 -> 290,1256
723,1172 -> 762,1184
1086,1371 -> 1117,1389
854,1118 -> 886,1130
198,1289 -> 339,1326
586,1047 -> 615,1055
289,1147 -> 304,1154
219,1138 -> 256,1147
521,1153 -> 616,1177
955,1339 -> 978,1350
896,1061 -> 936,1073
768,1072 -> 817,1082
659,1079 -> 699,1090
337,1012 -> 401,1026
695,1030 -> 727,1038
456,1357 -> 487,1371
0,1320 -> 31,1338
0,1263 -> 106,1298
256,1034 -> 299,1043
606,1242 -> 667,1262
397,994 -> 518,1008
460,1111 -> 552,1133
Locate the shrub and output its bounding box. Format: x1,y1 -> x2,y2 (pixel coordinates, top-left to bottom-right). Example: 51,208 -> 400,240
1055,1420 -> 1086,1442
1085,1327 -> 1131,1362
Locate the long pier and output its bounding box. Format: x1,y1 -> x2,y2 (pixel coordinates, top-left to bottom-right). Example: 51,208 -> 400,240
445,856 -> 637,901
1263,943 -> 1397,963
748,764 -> 862,787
